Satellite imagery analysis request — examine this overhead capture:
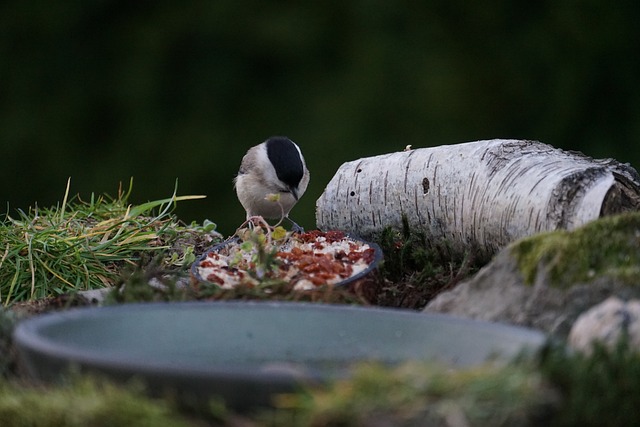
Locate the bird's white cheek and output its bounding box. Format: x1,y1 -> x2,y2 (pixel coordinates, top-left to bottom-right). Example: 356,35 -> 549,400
298,172 -> 310,196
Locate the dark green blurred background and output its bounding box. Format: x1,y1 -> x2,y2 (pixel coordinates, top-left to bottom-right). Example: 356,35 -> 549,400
2,1 -> 639,235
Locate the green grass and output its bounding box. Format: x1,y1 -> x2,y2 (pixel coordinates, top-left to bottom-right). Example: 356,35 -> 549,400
0,179 -> 207,306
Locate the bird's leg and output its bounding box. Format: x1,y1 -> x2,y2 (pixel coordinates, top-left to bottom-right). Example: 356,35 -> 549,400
268,195 -> 287,230
247,215 -> 271,230
235,215 -> 270,236
267,198 -> 303,233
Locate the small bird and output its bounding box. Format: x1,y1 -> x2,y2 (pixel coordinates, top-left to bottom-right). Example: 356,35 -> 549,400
234,136 -> 310,228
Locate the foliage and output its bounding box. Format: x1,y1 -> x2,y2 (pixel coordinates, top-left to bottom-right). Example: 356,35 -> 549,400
261,339 -> 640,427
4,339 -> 640,426
108,233 -> 365,307
0,179 -> 208,305
0,377 -> 192,427
104,216 -> 477,309
539,339 -> 640,427
263,361 -> 554,427
182,220 -> 375,305
107,257 -> 191,305
374,216 -> 478,308
191,278 -> 364,306
232,219 -> 290,283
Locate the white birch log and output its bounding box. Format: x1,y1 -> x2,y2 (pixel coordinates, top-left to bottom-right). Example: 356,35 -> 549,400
316,139 -> 640,260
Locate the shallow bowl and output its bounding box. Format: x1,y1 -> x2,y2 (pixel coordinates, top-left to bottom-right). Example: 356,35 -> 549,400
14,301 -> 545,410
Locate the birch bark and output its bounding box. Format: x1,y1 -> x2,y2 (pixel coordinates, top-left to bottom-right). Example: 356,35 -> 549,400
316,139 -> 640,260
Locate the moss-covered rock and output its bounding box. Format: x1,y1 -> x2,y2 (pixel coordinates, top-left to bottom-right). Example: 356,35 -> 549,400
266,361 -> 556,427
0,377 -> 192,427
425,212 -> 640,338
513,212 -> 640,288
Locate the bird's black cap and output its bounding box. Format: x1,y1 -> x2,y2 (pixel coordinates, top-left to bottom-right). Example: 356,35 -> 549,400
266,136 -> 304,189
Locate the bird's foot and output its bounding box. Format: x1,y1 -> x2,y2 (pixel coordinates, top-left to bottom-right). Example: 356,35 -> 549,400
245,215 -> 269,230
237,215 -> 304,237
286,217 -> 305,234
234,216 -> 269,238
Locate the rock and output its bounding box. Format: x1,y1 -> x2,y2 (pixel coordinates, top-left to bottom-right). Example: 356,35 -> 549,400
77,288 -> 111,305
424,212 -> 640,338
568,297 -> 640,354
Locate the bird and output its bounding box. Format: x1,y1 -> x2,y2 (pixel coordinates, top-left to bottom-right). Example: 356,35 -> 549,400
234,136 -> 310,230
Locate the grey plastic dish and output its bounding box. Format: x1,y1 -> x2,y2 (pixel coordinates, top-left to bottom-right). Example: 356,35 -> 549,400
13,301 -> 546,410
190,234 -> 384,287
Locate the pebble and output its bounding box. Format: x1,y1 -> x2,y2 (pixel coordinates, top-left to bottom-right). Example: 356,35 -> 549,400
568,296 -> 640,354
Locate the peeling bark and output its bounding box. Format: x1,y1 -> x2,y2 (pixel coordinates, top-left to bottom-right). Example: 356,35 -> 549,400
316,139 -> 640,260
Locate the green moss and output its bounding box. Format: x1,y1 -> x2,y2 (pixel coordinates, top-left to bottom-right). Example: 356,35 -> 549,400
0,377 -> 192,427
265,361 -> 555,426
374,216 -> 479,308
512,212 -> 640,288
264,340 -> 640,427
5,342 -> 640,426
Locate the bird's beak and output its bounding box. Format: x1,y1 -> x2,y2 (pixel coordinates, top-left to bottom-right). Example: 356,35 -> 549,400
290,187 -> 299,201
